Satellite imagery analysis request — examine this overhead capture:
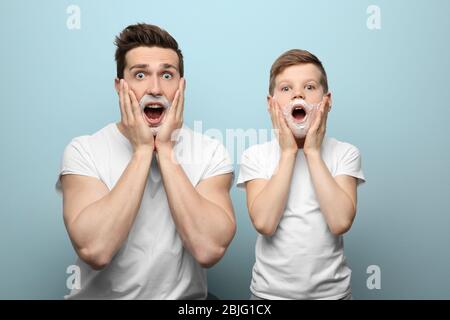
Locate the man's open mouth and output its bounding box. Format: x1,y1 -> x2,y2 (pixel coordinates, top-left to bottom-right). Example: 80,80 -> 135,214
291,105 -> 307,123
143,103 -> 166,126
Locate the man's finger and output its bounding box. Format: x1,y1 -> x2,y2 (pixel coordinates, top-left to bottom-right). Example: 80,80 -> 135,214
119,79 -> 127,124
176,78 -> 185,120
169,89 -> 180,120
129,89 -> 143,121
123,81 -> 134,123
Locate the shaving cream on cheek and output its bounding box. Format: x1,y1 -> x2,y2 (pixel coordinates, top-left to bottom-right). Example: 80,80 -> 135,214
276,97 -> 321,139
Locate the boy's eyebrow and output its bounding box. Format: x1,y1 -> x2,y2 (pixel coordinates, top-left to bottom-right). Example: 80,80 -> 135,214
129,63 -> 178,71
277,78 -> 319,85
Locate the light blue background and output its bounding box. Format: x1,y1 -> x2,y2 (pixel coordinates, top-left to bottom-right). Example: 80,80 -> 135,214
1,0 -> 449,299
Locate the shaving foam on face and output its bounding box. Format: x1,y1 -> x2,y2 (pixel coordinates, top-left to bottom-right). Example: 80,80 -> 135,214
276,97 -> 322,138
139,95 -> 171,136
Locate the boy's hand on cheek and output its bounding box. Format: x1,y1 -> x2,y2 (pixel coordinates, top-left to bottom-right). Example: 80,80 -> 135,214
304,96 -> 330,157
268,99 -> 297,156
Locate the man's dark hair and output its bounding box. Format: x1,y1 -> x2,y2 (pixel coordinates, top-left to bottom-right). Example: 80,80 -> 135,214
114,23 -> 184,78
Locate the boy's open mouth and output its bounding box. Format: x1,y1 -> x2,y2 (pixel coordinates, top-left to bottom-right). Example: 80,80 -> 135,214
291,105 -> 307,123
143,103 -> 166,126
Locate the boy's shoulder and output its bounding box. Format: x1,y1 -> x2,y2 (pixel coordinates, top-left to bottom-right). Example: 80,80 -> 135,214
322,137 -> 362,163
242,139 -> 278,157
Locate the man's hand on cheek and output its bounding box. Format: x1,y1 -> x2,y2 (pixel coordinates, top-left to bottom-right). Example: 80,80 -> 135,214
155,78 -> 185,152
119,79 -> 155,153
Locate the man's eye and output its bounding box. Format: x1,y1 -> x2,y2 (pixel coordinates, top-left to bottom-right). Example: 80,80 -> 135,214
162,72 -> 173,80
305,84 -> 315,90
281,86 -> 289,92
135,72 -> 145,80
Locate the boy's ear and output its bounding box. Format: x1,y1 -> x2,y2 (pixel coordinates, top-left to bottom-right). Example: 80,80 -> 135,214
266,95 -> 273,110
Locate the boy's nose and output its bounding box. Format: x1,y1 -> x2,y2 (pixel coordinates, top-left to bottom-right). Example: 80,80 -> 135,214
292,92 -> 305,100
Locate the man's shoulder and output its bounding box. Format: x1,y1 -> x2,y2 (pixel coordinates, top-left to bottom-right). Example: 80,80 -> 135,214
179,126 -> 226,151
64,123 -> 120,158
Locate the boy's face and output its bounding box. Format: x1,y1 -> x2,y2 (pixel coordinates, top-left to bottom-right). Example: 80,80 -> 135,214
270,63 -> 327,106
115,46 -> 181,128
269,63 -> 331,138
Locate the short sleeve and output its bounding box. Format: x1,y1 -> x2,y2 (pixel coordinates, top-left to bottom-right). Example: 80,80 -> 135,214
55,137 -> 100,193
201,141 -> 234,181
236,146 -> 269,189
335,144 -> 366,185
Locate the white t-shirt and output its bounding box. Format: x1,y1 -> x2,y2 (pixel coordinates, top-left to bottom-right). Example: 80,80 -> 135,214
56,123 -> 233,299
237,137 -> 365,300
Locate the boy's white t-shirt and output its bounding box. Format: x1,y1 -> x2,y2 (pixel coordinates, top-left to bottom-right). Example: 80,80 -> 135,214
237,137 -> 365,300
56,123 -> 233,299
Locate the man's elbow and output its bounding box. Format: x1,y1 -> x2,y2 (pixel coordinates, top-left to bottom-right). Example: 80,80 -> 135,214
78,246 -> 112,271
194,245 -> 227,268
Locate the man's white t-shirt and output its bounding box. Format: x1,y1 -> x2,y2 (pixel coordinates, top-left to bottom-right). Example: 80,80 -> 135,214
237,137 -> 365,300
56,123 -> 233,299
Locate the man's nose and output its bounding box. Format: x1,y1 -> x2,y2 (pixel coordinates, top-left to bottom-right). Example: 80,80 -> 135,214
146,75 -> 163,96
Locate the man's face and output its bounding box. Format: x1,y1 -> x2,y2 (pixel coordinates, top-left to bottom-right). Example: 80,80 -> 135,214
116,46 -> 181,127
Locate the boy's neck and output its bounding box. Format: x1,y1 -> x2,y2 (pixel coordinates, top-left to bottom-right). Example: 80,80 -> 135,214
295,138 -> 306,149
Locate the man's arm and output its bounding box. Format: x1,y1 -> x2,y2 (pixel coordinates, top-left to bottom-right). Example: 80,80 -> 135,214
157,147 -> 236,268
61,148 -> 153,270
61,79 -> 156,270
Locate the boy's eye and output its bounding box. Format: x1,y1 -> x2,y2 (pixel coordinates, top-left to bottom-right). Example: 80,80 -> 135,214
162,72 -> 173,80
135,72 -> 145,80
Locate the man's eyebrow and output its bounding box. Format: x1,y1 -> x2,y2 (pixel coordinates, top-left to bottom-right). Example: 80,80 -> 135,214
129,64 -> 148,71
128,63 -> 178,71
161,63 -> 178,71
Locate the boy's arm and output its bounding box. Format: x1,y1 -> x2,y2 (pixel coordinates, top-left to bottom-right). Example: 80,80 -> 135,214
245,99 -> 298,236
305,153 -> 358,235
246,152 -> 296,236
304,96 -> 357,235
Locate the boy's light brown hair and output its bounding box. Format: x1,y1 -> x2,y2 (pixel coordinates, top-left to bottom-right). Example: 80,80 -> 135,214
269,49 -> 328,95
114,23 -> 184,79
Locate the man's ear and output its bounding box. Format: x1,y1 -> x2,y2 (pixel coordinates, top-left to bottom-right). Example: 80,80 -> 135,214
114,78 -> 120,94
266,95 -> 273,110
326,91 -> 332,110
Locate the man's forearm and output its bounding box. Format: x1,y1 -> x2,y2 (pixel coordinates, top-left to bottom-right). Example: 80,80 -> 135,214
156,146 -> 234,267
305,152 -> 355,235
70,148 -> 153,268
249,152 -> 297,236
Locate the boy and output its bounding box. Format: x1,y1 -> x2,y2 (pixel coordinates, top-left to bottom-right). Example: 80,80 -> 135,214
237,49 -> 365,300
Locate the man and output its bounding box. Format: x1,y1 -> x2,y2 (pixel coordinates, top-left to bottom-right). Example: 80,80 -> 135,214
56,23 -> 236,299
